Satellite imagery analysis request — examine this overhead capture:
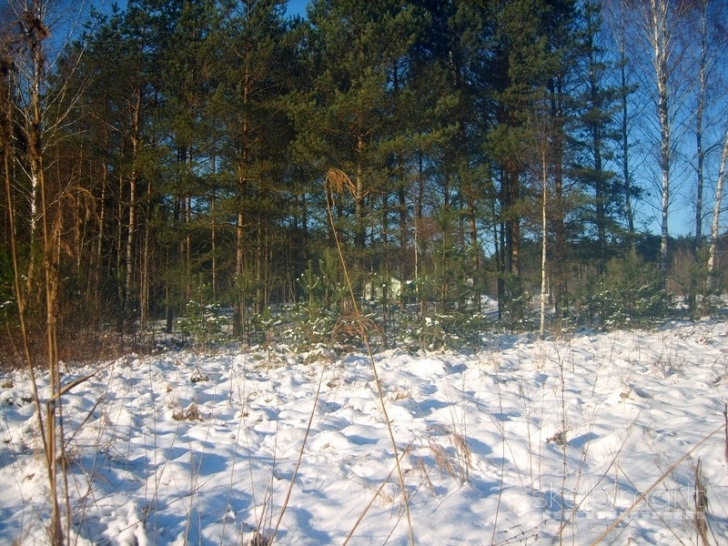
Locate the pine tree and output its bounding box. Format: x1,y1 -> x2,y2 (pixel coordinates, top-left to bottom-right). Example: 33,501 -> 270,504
213,0 -> 296,336
413,0 -> 495,313
571,0 -> 621,271
291,0 -> 425,303
484,0 -> 555,321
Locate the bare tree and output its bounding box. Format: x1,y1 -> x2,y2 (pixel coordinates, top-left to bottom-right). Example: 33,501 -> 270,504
4,0 -> 91,542
621,0 -> 693,275
693,0 -> 708,246
8,1 -> 66,541
648,0 -> 688,274
688,0 -> 728,306
685,0 -> 727,309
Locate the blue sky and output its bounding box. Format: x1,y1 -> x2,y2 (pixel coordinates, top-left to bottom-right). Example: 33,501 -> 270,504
285,0 -> 309,18
98,1 -> 308,18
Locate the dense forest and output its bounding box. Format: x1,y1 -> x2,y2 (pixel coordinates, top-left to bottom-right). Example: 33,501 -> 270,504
2,0 -> 728,358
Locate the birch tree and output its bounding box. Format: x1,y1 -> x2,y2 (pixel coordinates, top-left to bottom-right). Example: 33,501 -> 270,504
707,127 -> 728,289
689,0 -> 728,308
631,0 -> 692,275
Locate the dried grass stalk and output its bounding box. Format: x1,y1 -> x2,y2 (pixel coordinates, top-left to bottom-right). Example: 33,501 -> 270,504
694,458 -> 710,546
332,313 -> 385,346
326,167 -> 356,197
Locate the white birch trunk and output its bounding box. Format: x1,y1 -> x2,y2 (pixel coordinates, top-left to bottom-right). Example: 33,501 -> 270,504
707,129 -> 728,286
650,0 -> 671,276
540,147 -> 548,339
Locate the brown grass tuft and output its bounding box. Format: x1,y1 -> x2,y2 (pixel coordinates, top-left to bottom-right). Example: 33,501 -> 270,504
331,313 -> 386,347
172,403 -> 203,421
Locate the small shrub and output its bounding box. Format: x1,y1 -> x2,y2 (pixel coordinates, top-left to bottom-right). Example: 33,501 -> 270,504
547,430 -> 568,446
575,254 -> 671,329
172,403 -> 203,421
190,368 -> 209,383
393,311 -> 490,352
176,300 -> 229,348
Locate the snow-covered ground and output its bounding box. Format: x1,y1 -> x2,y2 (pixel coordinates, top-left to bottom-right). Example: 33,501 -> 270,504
1,320 -> 727,545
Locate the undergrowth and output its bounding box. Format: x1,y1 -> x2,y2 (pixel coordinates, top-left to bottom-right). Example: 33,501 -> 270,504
1,164 -> 725,544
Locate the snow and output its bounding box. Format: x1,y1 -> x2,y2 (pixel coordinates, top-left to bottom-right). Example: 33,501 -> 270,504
1,320 -> 727,545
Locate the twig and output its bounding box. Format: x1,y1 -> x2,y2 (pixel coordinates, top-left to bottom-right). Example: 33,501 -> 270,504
342,449 -> 404,546
723,403 -> 727,463
269,362 -> 326,543
325,168 -> 415,546
618,463 -> 686,546
589,424 -> 724,545
693,458 -> 709,546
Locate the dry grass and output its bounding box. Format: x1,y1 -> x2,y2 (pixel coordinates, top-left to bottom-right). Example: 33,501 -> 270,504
589,423 -> 725,545
694,458 -> 710,546
450,431 -> 472,482
325,165 -> 414,545
416,456 -> 436,494
172,403 -> 203,422
331,313 -> 386,347
247,531 -> 272,546
428,437 -> 457,478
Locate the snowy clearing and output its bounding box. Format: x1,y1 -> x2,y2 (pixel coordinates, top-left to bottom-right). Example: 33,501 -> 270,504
1,320 -> 727,545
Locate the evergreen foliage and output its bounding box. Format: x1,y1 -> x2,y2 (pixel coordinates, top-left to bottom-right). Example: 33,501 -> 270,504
1,0 -> 727,357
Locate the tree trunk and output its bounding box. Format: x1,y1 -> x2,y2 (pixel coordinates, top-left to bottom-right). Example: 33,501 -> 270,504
23,3 -> 64,541
612,0 -> 636,240
140,179 -> 152,333
694,0 -> 707,248
691,0 -> 708,313
647,0 -> 676,277
234,72 -> 250,337
504,166 -> 520,277
540,145 -> 548,339
621,53 -> 635,237
707,128 -> 728,287
550,75 -> 566,315
355,136 -> 366,251
610,0 -> 685,277
125,86 -> 143,312
415,150 -> 424,317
